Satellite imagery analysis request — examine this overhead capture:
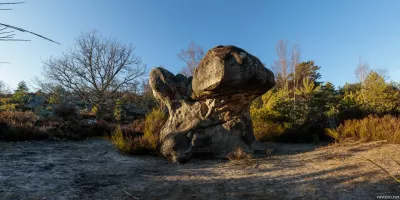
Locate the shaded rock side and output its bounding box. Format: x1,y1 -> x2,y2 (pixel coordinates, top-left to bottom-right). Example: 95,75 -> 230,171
149,45 -> 275,163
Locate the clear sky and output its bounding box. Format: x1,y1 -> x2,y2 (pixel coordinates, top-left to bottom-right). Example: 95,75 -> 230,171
1,0 -> 400,90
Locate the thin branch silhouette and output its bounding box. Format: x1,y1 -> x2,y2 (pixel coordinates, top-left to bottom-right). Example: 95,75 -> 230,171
0,2 -> 25,5
0,23 -> 59,44
0,1 -> 59,44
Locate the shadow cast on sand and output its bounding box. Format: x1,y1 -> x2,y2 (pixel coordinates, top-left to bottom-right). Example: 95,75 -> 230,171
0,139 -> 399,200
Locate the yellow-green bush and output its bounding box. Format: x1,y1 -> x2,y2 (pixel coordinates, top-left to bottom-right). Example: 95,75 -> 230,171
325,115 -> 400,143
110,126 -> 133,153
143,108 -> 167,149
109,108 -> 167,155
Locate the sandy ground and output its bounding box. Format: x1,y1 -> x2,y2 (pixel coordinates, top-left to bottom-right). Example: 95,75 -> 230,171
0,138 -> 399,200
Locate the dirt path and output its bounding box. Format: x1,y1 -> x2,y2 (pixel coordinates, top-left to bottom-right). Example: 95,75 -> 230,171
1,139 -> 399,200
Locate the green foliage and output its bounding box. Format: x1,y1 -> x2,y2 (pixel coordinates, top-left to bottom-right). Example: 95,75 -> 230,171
49,85 -> 65,105
292,61 -> 322,87
12,90 -> 28,105
11,81 -> 30,106
16,81 -> 29,93
252,57 -> 400,143
0,97 -> 16,111
360,71 -> 398,113
325,115 -> 400,143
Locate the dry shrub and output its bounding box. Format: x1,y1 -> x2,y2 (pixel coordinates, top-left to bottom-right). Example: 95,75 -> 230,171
326,115 -> 400,143
227,147 -> 256,165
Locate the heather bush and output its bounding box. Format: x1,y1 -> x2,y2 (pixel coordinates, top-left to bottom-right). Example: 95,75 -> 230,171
0,111 -> 47,141
0,111 -> 37,128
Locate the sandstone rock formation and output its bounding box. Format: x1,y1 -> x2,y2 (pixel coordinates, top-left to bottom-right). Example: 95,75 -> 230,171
149,45 -> 275,163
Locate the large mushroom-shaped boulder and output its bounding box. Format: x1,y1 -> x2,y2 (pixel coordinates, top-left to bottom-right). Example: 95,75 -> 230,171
149,45 -> 275,163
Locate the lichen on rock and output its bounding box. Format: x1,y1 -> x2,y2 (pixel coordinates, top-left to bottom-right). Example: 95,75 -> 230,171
149,45 -> 275,163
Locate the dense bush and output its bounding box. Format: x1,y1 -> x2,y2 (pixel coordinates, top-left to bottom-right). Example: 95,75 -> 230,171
252,118 -> 284,142
53,104 -> 79,121
325,115 -> 400,143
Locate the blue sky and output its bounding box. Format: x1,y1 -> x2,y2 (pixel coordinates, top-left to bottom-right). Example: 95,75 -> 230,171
1,0 -> 399,90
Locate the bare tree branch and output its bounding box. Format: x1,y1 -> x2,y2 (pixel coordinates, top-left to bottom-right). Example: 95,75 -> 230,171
0,2 -> 25,5
0,23 -> 59,44
0,1 -> 59,44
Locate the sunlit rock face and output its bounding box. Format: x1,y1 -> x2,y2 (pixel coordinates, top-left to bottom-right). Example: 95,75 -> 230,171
149,45 -> 275,163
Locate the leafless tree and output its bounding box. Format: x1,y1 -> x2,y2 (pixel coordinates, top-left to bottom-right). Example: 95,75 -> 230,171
39,31 -> 147,118
355,57 -> 370,104
177,42 -> 204,77
272,40 -> 289,90
290,43 -> 300,109
0,80 -> 10,95
355,57 -> 370,84
272,40 -> 302,91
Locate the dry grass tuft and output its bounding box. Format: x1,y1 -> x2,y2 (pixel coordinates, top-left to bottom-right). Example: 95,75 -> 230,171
227,147 -> 256,165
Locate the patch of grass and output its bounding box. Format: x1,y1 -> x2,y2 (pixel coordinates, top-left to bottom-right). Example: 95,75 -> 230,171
325,115 -> 400,143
